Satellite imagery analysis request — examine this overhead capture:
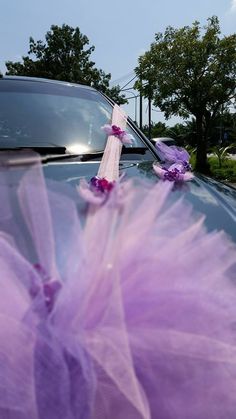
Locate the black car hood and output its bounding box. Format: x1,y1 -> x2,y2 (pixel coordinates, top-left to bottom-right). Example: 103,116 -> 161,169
42,159 -> 236,243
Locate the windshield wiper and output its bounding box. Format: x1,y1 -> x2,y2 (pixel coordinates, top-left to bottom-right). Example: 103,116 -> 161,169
121,147 -> 147,155
0,146 -> 105,166
42,149 -> 105,163
0,145 -> 150,167
0,145 -> 67,154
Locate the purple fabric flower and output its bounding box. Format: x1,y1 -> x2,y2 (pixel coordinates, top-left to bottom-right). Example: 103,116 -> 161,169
163,168 -> 181,181
78,177 -> 115,205
110,125 -> 124,137
153,164 -> 194,182
101,124 -> 133,144
90,176 -> 115,193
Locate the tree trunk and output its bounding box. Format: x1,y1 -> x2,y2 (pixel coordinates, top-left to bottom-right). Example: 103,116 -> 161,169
195,113 -> 211,174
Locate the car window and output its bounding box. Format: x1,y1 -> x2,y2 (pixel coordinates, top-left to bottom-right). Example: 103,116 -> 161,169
0,80 -> 147,153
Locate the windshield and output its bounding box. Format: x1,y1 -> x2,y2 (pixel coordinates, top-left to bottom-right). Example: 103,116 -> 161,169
0,79 -> 147,153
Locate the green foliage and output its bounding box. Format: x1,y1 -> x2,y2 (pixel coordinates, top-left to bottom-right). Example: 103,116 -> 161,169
208,156 -> 236,182
185,144 -> 197,156
135,16 -> 236,173
190,153 -> 236,182
166,122 -> 196,145
142,121 -> 168,138
142,119 -> 197,146
211,144 -> 234,168
189,152 -> 196,170
5,24 -> 126,105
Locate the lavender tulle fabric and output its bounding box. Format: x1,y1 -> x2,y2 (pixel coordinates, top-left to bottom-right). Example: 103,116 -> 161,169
155,141 -> 190,165
0,152 -> 236,419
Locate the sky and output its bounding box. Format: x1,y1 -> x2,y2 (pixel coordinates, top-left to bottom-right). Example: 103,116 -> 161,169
0,0 -> 236,125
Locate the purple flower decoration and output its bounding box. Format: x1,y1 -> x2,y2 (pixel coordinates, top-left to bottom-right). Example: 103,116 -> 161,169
90,176 -> 115,193
153,164 -> 194,182
101,124 -> 133,144
78,176 -> 115,205
163,168 -> 182,181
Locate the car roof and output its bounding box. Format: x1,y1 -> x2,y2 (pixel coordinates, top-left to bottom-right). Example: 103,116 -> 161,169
0,75 -> 96,91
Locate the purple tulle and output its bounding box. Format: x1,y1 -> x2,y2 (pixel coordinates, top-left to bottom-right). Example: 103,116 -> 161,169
0,152 -> 236,418
154,142 -> 193,182
155,141 -> 190,165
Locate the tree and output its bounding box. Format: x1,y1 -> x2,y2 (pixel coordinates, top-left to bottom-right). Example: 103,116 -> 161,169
142,121 -> 168,138
166,120 -> 197,146
135,17 -> 236,173
6,24 -> 126,105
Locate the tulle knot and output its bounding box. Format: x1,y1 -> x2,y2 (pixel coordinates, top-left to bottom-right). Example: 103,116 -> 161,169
101,124 -> 133,144
33,263 -> 50,282
31,264 -> 62,313
43,280 -> 62,313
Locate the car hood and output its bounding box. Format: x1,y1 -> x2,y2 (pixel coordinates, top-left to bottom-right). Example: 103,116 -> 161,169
41,159 -> 236,243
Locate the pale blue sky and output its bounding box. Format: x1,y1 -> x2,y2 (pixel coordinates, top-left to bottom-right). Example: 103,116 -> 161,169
0,0 -> 235,124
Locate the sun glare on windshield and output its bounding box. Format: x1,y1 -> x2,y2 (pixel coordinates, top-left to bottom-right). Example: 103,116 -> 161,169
67,144 -> 91,154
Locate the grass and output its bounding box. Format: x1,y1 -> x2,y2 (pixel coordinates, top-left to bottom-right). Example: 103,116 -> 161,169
208,156 -> 236,183
190,154 -> 236,183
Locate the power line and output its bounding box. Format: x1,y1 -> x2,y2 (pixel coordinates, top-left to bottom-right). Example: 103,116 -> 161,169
120,75 -> 137,91
110,71 -> 135,86
121,86 -> 136,91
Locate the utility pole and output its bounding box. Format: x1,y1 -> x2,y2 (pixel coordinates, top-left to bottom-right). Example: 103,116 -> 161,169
120,88 -> 139,124
139,92 -> 143,130
139,78 -> 143,131
148,96 -> 152,140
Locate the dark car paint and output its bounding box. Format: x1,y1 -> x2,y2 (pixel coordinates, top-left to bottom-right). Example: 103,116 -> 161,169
42,159 -> 236,243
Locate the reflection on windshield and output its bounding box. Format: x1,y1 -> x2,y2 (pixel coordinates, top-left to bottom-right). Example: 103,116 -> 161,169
67,144 -> 91,154
0,81 -> 146,152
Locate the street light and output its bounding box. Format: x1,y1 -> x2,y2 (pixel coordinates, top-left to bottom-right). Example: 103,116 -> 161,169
152,108 -> 162,113
121,87 -> 140,125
